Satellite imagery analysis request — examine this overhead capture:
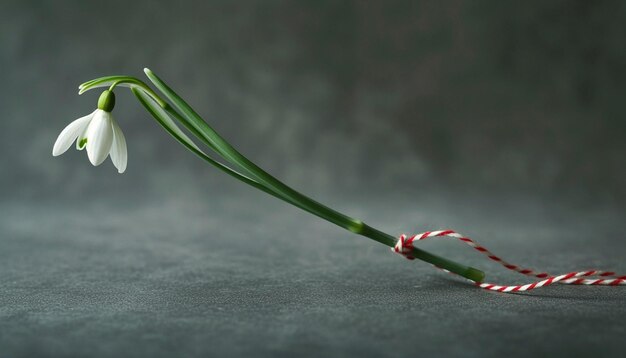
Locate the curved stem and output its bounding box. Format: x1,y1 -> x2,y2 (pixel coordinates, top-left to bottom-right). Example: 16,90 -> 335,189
163,107 -> 332,212
79,76 -> 167,108
108,80 -> 124,92
133,87 -> 324,220
158,92 -> 484,282
83,73 -> 486,283
146,69 -> 485,282
132,88 -> 281,200
145,69 -> 362,231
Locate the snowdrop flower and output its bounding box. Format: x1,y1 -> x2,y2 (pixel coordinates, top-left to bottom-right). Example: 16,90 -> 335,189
52,90 -> 127,173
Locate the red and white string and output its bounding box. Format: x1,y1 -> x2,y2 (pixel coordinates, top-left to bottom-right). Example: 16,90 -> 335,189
393,230 -> 625,293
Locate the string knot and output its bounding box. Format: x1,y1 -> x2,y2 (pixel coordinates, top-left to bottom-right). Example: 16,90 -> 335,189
392,234 -> 416,260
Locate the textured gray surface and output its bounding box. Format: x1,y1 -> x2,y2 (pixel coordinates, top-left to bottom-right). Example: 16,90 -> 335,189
1,192 -> 625,357
2,1 -> 626,357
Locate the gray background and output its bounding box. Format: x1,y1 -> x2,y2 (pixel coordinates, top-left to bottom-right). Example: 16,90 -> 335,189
1,1 -> 625,357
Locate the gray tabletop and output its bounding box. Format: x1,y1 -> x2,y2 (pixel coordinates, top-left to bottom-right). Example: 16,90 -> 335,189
1,191 -> 624,357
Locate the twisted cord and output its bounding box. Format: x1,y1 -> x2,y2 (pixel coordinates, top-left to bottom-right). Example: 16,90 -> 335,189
393,230 -> 625,293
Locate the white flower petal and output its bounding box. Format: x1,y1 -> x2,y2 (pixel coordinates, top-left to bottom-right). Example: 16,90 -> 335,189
109,117 -> 127,173
85,110 -> 114,166
52,110 -> 96,156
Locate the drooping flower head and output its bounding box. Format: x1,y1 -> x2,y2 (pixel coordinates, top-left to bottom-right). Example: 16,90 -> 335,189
52,90 -> 127,173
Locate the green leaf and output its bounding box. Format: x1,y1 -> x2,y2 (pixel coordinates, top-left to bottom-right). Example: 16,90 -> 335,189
131,87 -> 287,201
143,69 -> 243,171
143,68 -> 363,231
130,70 -> 484,282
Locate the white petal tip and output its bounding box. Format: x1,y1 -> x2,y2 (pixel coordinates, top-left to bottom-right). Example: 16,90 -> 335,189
110,117 -> 128,175
89,157 -> 105,167
115,163 -> 127,173
87,150 -> 108,166
52,146 -> 63,156
52,113 -> 95,158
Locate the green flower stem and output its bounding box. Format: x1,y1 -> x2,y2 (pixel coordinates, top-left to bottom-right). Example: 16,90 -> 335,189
79,76 -> 167,108
146,69 -> 485,283
81,73 -> 486,283
144,69 -> 361,230
360,224 -> 485,282
161,107 -> 322,212
131,88 -> 286,202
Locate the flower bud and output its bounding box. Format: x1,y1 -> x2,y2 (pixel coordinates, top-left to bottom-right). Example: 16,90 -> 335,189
97,90 -> 116,112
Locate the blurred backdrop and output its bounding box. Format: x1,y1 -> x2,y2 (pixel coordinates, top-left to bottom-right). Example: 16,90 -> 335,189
2,2 -> 626,357
1,0 -> 625,208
